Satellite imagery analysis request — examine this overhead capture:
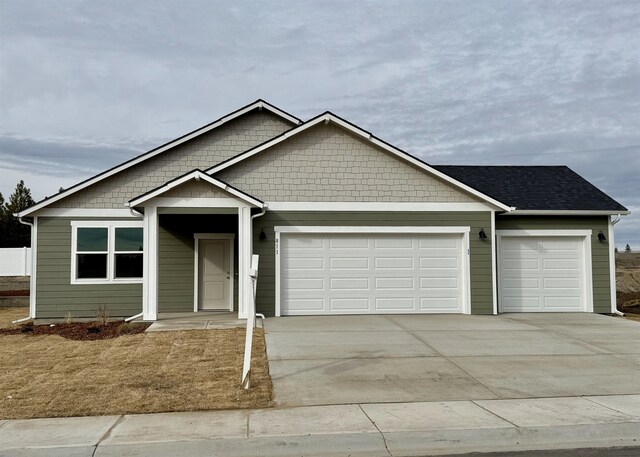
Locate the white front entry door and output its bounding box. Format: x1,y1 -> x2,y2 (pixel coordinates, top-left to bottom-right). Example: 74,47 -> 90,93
199,239 -> 232,310
280,232 -> 467,315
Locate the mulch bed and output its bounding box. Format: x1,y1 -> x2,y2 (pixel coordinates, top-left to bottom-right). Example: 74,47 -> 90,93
0,290 -> 29,296
0,321 -> 150,340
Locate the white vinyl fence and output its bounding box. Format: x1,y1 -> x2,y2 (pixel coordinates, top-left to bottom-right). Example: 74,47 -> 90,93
0,247 -> 32,276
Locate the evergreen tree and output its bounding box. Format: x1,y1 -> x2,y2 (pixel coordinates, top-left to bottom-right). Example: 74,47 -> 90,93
0,181 -> 36,247
626,244 -> 632,253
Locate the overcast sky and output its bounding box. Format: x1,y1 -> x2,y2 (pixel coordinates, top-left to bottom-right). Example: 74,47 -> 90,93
1,0 -> 638,248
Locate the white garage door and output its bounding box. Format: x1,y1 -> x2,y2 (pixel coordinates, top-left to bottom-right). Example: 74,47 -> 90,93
499,236 -> 588,312
279,232 -> 467,315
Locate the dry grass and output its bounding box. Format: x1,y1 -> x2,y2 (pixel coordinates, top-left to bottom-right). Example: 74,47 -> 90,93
0,309 -> 272,419
0,308 -> 30,328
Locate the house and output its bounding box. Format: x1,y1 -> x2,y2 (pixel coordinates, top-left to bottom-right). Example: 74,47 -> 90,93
16,100 -> 629,321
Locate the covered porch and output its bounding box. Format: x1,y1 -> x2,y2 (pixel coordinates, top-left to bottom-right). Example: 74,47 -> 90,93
127,170 -> 264,321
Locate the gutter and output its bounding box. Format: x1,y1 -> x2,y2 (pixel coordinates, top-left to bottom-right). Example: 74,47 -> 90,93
13,216 -> 34,323
611,214 -> 624,317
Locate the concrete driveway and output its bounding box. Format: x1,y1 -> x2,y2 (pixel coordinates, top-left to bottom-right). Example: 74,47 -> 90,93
264,313 -> 640,406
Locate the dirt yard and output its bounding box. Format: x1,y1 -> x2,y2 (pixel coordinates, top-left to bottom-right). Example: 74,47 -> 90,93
617,253 -> 640,320
0,309 -> 272,419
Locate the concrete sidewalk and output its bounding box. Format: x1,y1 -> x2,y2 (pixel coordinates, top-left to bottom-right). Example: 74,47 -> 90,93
1,395 -> 639,457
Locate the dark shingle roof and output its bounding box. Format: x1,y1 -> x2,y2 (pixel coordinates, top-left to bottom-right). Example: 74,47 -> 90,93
432,165 -> 627,211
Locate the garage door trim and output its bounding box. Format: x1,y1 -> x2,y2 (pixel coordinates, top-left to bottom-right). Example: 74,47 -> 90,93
274,226 -> 472,316
496,229 -> 593,313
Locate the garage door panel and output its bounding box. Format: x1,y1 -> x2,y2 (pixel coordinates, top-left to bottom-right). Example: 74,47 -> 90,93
330,257 -> 369,269
501,277 -> 540,289
374,237 -> 414,249
330,298 -> 370,311
375,297 -> 415,310
330,277 -> 369,290
375,277 -> 414,289
419,257 -> 458,269
281,232 -> 466,315
330,237 -> 369,249
286,278 -> 324,290
419,237 -> 458,248
284,237 -> 324,249
543,277 -> 580,289
543,258 -> 580,270
420,297 -> 461,310
374,257 -> 414,269
286,258 -> 324,269
499,235 -> 587,312
544,297 -> 582,309
420,277 -> 458,289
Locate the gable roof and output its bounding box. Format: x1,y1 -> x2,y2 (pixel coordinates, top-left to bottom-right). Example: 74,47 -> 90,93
432,165 -> 629,214
17,100 -> 299,217
127,169 -> 264,208
206,112 -> 513,211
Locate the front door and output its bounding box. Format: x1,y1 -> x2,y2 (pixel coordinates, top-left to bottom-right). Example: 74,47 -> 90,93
199,238 -> 232,310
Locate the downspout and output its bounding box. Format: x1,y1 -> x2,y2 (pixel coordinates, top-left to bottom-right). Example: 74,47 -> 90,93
124,205 -> 144,321
611,214 -> 624,316
13,216 -> 34,323
251,204 -> 268,322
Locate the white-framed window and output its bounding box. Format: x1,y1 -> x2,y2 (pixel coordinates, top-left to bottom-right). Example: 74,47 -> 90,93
70,221 -> 144,284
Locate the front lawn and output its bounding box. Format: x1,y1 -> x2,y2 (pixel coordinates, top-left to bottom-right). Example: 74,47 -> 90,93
0,308 -> 272,419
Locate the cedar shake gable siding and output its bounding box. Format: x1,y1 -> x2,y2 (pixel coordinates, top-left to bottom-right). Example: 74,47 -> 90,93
215,123 -> 482,203
50,111 -> 291,209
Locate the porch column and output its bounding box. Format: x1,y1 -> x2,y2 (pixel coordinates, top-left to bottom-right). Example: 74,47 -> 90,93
237,206 -> 252,318
143,205 -> 159,320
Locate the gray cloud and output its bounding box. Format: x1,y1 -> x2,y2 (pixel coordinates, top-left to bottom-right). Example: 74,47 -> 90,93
0,0 -> 638,247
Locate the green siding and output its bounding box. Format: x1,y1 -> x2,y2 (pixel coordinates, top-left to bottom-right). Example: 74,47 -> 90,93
158,214 -> 238,312
35,217 -> 142,319
495,216 -> 611,313
253,211 -> 494,316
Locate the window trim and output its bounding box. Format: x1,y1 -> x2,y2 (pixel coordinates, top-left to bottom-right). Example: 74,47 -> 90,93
71,220 -> 144,285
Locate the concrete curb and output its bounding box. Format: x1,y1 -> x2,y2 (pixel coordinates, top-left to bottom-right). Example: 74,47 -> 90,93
1,395 -> 639,457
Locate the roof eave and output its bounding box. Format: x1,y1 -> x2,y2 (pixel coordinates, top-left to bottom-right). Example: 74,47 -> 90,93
502,210 -> 631,216
17,100 -> 295,217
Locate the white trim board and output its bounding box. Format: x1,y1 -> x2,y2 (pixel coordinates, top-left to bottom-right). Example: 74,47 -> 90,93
69,220 -> 144,285
193,233 -> 235,312
17,100 -> 298,217
141,198 -> 253,209
275,226 -> 472,234
266,202 -> 494,212
274,225 -> 472,317
496,229 -> 593,313
207,112 -> 512,212
32,208 -> 142,218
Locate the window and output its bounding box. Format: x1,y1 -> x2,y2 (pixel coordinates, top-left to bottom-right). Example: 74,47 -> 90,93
71,221 -> 143,284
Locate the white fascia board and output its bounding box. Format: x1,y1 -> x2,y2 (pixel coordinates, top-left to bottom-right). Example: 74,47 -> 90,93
144,197 -> 252,209
17,100 -> 294,218
30,208 -> 141,218
503,210 -> 631,216
275,226 -> 471,234
208,113 -> 511,212
266,202 -> 494,212
496,229 -> 592,237
128,171 -> 263,208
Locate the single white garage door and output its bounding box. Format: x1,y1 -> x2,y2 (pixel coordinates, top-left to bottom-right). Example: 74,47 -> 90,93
279,232 -> 466,315
498,235 -> 588,312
